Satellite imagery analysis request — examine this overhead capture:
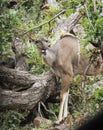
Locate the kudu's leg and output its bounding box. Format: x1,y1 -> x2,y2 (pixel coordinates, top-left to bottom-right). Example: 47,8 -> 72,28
63,89 -> 69,118
58,74 -> 72,122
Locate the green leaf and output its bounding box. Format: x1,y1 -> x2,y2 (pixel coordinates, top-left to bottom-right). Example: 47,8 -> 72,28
96,17 -> 103,25
65,9 -> 73,17
94,87 -> 103,100
9,9 -> 17,15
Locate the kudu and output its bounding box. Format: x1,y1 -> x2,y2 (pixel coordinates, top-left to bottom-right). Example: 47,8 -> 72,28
35,34 -> 103,122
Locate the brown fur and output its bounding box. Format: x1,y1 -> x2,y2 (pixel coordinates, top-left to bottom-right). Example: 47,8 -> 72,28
35,34 -> 103,122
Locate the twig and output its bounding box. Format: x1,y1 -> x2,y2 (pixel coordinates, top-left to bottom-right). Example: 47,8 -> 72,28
22,8 -> 71,36
40,101 -> 57,120
84,4 -> 95,32
82,62 -> 92,89
92,0 -> 97,11
38,102 -> 43,117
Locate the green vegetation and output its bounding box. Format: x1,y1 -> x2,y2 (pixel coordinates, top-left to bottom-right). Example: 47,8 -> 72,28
0,0 -> 103,129
0,110 -> 24,130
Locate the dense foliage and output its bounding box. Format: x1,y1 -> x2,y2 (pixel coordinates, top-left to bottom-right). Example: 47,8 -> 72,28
0,0 -> 103,130
1,0 -> 103,60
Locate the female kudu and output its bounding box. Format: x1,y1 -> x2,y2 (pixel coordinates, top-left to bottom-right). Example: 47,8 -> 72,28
35,34 -> 103,122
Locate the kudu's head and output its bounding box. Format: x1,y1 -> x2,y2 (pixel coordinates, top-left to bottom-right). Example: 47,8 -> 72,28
34,38 -> 56,67
35,39 -> 50,56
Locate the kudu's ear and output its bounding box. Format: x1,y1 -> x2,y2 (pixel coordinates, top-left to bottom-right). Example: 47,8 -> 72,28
35,40 -> 42,44
35,40 -> 44,50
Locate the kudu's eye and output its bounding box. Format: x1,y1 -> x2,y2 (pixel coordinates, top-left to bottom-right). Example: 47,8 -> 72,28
35,40 -> 41,44
48,44 -> 51,47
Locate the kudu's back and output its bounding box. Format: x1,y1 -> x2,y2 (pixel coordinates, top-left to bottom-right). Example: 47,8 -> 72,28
41,35 -> 103,77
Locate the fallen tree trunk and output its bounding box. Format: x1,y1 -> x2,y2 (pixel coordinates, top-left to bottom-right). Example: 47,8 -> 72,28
0,66 -> 58,110
0,66 -> 42,90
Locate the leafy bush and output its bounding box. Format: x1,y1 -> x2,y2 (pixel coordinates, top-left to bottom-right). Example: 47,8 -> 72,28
80,1 -> 103,46
94,87 -> 103,101
0,110 -> 24,130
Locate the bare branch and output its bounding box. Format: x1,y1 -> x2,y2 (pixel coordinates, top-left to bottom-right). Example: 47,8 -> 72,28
22,7 -> 71,35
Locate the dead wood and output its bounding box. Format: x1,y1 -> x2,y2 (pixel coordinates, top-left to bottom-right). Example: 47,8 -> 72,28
0,66 -> 58,110
11,37 -> 29,71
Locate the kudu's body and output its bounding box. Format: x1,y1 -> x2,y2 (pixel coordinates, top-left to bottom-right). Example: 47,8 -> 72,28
35,34 -> 103,122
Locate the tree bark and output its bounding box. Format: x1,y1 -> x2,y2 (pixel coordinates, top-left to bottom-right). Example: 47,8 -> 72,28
47,0 -> 59,9
0,66 -> 58,110
11,37 -> 29,71
56,11 -> 82,32
50,7 -> 83,42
